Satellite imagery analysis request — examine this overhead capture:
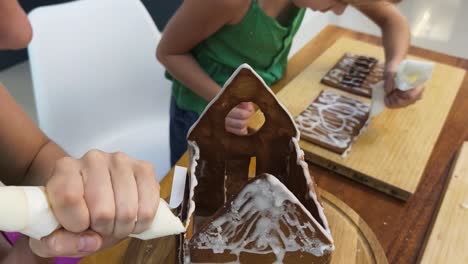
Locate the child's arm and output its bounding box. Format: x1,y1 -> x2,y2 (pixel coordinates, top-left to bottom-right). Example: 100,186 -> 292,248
0,0 -> 32,50
357,2 -> 409,69
357,2 -> 423,108
156,0 -> 248,102
157,0 -> 255,135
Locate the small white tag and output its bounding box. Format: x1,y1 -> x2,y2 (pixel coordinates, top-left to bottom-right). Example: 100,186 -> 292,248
169,166 -> 187,209
370,81 -> 386,118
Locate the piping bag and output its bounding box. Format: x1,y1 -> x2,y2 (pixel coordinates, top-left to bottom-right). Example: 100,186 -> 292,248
369,59 -> 435,117
0,183 -> 186,240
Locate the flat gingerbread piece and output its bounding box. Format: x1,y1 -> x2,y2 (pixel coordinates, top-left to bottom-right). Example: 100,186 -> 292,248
296,90 -> 370,155
321,53 -> 384,98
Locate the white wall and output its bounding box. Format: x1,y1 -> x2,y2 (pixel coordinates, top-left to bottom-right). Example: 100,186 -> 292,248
329,1 -> 468,59
292,1 -> 468,60
289,10 -> 331,58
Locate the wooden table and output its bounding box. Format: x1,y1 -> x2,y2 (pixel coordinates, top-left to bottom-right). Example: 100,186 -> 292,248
82,25 -> 468,264
289,25 -> 468,264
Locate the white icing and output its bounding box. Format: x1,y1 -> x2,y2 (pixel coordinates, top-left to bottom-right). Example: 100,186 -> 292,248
296,90 -> 370,150
130,200 -> 186,240
0,187 -> 60,240
0,186 -> 184,240
186,141 -> 201,229
338,57 -> 355,68
184,140 -> 201,264
0,187 -> 30,232
290,137 -> 332,237
340,117 -> 370,158
224,173 -> 228,203
21,187 -> 60,240
192,175 -> 333,263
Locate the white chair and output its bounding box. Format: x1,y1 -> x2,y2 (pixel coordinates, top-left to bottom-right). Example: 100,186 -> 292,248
28,0 -> 172,181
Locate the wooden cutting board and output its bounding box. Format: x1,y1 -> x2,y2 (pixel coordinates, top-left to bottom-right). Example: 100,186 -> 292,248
419,142 -> 468,264
251,37 -> 466,200
321,190 -> 387,264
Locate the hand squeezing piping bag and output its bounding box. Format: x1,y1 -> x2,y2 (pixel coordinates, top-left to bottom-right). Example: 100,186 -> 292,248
0,186 -> 185,240
369,59 -> 435,117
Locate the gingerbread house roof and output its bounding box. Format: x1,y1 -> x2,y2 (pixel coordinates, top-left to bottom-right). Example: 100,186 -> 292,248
189,174 -> 334,263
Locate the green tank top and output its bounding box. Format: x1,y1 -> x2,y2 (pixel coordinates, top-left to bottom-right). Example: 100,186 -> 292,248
167,0 -> 306,114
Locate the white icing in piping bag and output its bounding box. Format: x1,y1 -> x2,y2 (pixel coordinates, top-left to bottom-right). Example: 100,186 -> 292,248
395,60 -> 435,91
370,59 -> 435,117
0,186 -> 185,240
130,199 -> 185,240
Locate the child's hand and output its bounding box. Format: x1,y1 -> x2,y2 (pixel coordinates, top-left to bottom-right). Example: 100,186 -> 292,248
29,150 -> 160,258
225,102 -> 255,135
383,64 -> 424,108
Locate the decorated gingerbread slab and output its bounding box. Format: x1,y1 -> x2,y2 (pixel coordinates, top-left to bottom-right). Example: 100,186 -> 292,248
295,90 -> 370,156
321,53 -> 384,98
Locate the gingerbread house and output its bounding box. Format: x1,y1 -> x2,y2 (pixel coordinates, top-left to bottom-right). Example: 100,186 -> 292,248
176,64 -> 334,263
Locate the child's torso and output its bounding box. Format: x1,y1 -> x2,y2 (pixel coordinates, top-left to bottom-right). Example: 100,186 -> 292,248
193,0 -> 305,81
170,0 -> 306,114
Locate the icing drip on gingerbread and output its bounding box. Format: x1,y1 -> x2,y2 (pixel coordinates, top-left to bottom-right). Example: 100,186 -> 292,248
192,175 -> 333,263
289,137 -> 332,235
296,90 -> 370,151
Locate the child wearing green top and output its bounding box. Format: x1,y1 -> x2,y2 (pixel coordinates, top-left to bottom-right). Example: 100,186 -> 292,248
157,0 -> 424,165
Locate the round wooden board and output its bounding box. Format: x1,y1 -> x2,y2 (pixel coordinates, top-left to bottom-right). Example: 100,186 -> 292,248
320,189 -> 388,264
81,189 -> 387,264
